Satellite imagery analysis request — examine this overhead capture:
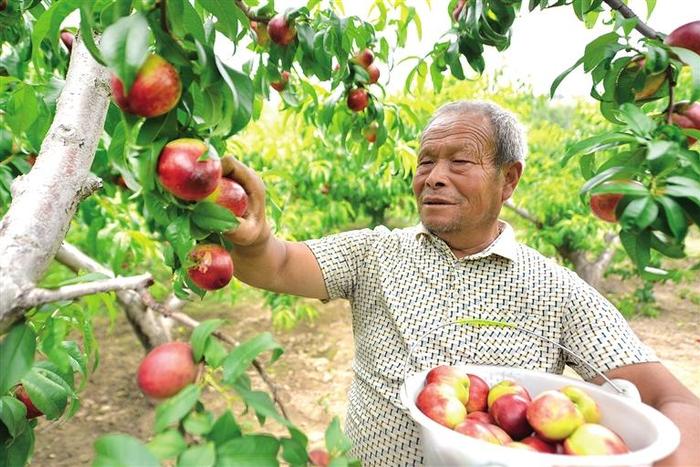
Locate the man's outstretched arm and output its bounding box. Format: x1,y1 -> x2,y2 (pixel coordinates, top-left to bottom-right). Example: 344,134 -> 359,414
592,362 -> 700,466
223,157 -> 328,300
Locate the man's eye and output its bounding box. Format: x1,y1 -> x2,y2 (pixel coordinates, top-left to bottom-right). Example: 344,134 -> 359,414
418,160 -> 433,166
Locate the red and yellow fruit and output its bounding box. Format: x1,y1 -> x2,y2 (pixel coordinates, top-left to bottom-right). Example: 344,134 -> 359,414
563,423 -> 630,455
14,385 -> 43,419
207,177 -> 249,217
425,365 -> 470,405
526,389 -> 585,442
137,342 -> 197,399
187,244 -> 234,291
271,71 -> 290,92
416,382 -> 467,428
665,21 -> 700,56
267,14 -> 296,46
347,88 -> 369,112
671,101 -> 700,145
111,54 -> 182,118
157,139 -> 222,201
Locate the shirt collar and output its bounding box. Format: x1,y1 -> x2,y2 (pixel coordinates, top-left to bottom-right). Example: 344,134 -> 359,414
415,220 -> 518,262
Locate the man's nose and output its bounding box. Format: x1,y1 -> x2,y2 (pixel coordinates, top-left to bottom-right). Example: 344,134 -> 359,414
425,160 -> 449,188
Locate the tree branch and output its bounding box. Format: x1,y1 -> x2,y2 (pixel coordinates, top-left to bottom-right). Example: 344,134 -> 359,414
235,0 -> 270,23
138,289 -> 290,420
56,242 -> 174,349
504,199 -> 544,228
0,35 -> 111,333
22,274 -> 154,308
602,0 -> 660,39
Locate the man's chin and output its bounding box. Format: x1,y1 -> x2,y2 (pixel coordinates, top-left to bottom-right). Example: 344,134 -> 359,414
421,217 -> 460,234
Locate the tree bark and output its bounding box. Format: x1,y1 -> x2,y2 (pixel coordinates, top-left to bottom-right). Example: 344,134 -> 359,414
56,243 -> 175,350
0,36 -> 111,332
503,200 -> 617,290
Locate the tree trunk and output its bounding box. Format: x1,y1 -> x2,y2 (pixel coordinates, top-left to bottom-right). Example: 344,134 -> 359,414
0,36 -> 110,332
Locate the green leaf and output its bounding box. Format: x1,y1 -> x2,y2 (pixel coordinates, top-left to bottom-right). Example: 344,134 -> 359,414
0,396 -> 29,438
617,103 -> 655,136
222,333 -> 283,384
589,181 -> 648,196
94,434 -> 160,467
583,32 -> 622,72
204,339 -> 228,368
207,410 -> 241,444
325,417 -> 352,456
191,201 -> 238,233
198,0 -> 240,41
233,385 -> 289,427
53,272 -> 111,287
563,132 -> 636,165
190,319 -> 225,362
147,429 -> 187,460
620,196 -> 658,230
646,141 -> 674,161
100,13 -> 151,94
657,196 -> 688,240
178,442 -> 215,467
21,364 -> 71,420
183,410 -> 213,436
0,323 -> 36,395
165,217 -> 195,265
78,3 -> 107,66
671,47 -> 700,101
0,423 -> 34,467
551,56 -> 584,98
281,435 -> 308,466
30,0 -> 82,69
154,384 -> 201,433
619,229 -> 651,271
579,166 -> 625,194
216,435 -> 280,467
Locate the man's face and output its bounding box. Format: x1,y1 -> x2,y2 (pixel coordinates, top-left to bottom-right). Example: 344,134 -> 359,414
412,112 -> 508,235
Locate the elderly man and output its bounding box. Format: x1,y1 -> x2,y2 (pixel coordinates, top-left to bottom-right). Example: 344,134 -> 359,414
225,101 -> 700,465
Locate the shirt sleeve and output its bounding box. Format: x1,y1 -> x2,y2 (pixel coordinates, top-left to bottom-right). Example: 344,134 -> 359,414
561,273 -> 658,381
303,228 -> 379,301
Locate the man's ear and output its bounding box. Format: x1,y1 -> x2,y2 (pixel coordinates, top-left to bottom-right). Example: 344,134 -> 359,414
501,161 -> 523,202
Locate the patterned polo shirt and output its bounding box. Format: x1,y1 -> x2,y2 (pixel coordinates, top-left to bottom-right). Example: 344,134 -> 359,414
304,222 -> 656,466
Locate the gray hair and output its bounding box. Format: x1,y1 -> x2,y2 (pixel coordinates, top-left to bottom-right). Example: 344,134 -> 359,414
422,100 -> 527,168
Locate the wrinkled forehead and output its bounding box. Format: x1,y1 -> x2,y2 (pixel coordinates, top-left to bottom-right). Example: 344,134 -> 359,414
419,112 -> 495,156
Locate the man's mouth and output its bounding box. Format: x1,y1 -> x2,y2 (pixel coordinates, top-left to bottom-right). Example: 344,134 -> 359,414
422,197 -> 455,205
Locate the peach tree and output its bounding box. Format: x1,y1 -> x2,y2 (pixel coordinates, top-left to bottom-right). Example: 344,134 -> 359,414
1,0 -> 699,465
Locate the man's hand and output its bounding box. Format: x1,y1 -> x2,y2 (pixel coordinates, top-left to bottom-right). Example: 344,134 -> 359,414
593,362 -> 700,466
221,156 -> 270,247
221,156 -> 328,300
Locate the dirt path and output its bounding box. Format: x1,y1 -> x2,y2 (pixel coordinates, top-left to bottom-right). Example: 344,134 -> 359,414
31,280 -> 699,466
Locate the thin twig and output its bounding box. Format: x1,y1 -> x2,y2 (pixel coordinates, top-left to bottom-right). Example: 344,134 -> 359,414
160,0 -> 170,35
504,199 -> 544,229
666,68 -> 676,124
23,274 -> 154,308
235,0 -> 270,23
602,0 -> 660,39
138,289 -> 290,419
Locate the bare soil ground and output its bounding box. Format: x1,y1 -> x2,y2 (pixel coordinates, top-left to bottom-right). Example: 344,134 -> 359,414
31,278 -> 699,466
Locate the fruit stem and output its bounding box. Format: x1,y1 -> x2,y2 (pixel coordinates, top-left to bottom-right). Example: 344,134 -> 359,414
602,0 -> 660,39
665,68 -> 676,124
0,155 -> 15,167
160,0 -> 170,35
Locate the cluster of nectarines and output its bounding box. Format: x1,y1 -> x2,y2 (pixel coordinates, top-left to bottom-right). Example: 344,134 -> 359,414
110,56 -> 244,291
416,365 -> 630,456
